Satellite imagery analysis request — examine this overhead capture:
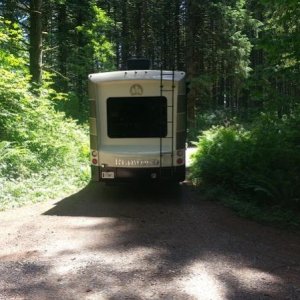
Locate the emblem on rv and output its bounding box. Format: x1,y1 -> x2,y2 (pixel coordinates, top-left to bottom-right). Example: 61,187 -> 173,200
130,84 -> 143,96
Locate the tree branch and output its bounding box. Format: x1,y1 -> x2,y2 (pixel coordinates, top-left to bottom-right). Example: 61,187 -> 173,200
43,66 -> 70,81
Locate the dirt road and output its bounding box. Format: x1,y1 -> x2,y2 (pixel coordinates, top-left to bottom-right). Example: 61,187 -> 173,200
0,181 -> 300,299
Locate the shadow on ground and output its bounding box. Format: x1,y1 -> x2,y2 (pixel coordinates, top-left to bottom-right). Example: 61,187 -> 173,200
1,182 -> 300,299
45,181 -> 186,217
43,182 -> 300,299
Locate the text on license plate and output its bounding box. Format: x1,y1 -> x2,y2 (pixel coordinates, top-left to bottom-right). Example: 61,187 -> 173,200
102,172 -> 115,179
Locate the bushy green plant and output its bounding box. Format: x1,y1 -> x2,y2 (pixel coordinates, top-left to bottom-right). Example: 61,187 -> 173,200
0,18 -> 90,210
0,72 -> 90,209
190,124 -> 252,187
190,112 -> 300,211
188,109 -> 238,143
0,17 -> 26,71
0,68 -> 89,173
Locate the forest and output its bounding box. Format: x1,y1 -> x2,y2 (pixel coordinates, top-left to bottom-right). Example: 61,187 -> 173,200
0,0 -> 299,226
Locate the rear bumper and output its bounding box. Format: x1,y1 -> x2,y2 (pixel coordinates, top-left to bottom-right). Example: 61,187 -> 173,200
91,165 -> 185,182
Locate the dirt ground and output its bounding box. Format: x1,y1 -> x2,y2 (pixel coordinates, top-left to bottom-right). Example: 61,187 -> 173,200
0,173 -> 300,299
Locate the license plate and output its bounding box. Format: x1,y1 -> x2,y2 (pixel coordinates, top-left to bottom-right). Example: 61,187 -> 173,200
102,171 -> 115,179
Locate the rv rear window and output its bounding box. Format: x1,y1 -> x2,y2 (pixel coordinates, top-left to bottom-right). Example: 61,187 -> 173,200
107,97 -> 167,138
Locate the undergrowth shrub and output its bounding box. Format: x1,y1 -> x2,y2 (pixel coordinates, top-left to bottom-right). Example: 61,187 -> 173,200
187,109 -> 235,143
0,69 -> 89,175
0,71 -> 90,209
0,19 -> 90,210
0,70 -> 89,210
190,112 -> 300,212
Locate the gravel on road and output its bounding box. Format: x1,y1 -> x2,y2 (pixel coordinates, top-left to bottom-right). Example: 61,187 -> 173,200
0,180 -> 300,300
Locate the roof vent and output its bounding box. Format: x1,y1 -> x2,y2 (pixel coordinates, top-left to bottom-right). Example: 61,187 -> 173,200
127,58 -> 151,70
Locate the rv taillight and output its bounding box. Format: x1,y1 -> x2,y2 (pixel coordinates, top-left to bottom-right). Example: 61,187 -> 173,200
177,158 -> 183,164
92,158 -> 98,165
91,150 -> 98,157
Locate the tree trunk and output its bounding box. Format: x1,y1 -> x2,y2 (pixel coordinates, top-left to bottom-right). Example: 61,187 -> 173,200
29,0 -> 43,86
121,0 -> 129,69
185,0 -> 196,124
57,3 -> 68,91
76,8 -> 84,112
135,1 -> 142,57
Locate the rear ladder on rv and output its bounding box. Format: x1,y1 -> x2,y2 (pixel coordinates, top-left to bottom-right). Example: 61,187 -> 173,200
159,67 -> 175,179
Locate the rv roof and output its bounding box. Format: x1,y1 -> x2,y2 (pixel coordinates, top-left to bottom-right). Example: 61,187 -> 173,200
88,70 -> 185,83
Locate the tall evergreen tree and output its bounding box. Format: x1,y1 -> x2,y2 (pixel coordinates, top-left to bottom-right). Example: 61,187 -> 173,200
29,0 -> 43,85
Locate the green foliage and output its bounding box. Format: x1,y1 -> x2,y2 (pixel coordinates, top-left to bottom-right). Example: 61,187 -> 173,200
218,1 -> 254,78
68,2 -> 115,75
190,124 -> 251,187
0,166 -> 90,210
48,1 -> 115,121
0,17 -> 90,210
262,0 -> 300,69
0,70 -> 89,203
187,109 -> 239,143
0,17 -> 26,70
190,112 -> 300,213
0,69 -> 90,209
187,0 -> 258,111
80,4 -> 115,71
248,0 -> 300,115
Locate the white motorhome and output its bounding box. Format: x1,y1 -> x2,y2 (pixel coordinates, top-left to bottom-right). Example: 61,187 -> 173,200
88,65 -> 187,182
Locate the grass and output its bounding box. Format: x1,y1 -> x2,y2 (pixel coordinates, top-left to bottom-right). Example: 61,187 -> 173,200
0,165 -> 90,211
